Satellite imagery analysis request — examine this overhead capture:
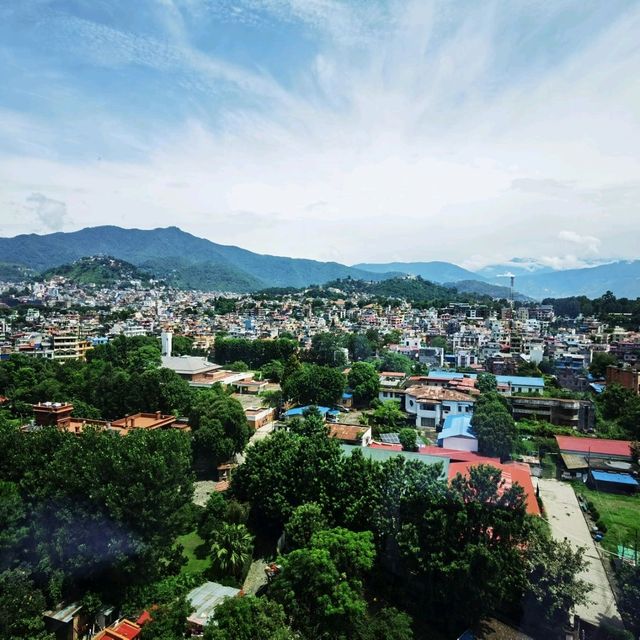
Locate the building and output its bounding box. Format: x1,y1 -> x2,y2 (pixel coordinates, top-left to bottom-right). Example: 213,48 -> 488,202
160,354 -> 222,384
437,414 -> 477,452
587,470 -> 639,494
329,423 -> 371,446
405,385 -> 475,428
186,581 -> 240,633
556,435 -> 633,462
606,365 -> 640,395
244,406 -> 275,429
110,412 -> 178,434
448,460 -> 541,516
509,396 -> 595,431
52,334 -> 93,361
556,435 -> 636,481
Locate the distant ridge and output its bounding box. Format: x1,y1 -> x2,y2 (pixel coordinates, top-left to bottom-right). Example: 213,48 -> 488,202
353,261 -> 481,283
1,226 -> 639,297
0,226 -> 397,292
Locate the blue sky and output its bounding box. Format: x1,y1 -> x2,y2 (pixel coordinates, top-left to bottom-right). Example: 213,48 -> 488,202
1,0 -> 639,269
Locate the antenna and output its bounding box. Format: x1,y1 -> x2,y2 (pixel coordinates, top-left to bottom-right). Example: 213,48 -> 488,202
510,275 -> 515,310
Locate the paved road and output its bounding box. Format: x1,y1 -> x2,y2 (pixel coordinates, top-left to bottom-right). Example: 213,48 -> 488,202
538,479 -> 622,628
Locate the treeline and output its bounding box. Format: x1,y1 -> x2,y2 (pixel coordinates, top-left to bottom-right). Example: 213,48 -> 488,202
230,411 -> 590,638
544,290 -> 640,327
213,337 -> 298,368
0,336 -> 192,420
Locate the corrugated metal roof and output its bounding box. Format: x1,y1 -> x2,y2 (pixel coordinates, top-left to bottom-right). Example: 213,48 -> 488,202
187,582 -> 240,627
591,471 -> 639,486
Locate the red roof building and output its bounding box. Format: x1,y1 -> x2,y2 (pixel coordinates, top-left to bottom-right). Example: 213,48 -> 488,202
555,436 -> 632,461
448,461 -> 541,516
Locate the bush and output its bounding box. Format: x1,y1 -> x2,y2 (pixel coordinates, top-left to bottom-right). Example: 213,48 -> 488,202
596,519 -> 608,534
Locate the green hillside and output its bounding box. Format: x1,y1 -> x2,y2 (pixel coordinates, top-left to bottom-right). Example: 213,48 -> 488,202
0,262 -> 37,282
41,256 -> 151,286
141,257 -> 264,292
0,226 -> 395,290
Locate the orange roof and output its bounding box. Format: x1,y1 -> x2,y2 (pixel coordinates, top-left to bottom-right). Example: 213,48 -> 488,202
329,424 -> 366,442
405,386 -> 475,403
94,620 -> 142,640
448,461 -> 541,516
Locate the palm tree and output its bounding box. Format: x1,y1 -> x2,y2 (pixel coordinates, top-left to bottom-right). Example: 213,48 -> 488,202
211,523 -> 254,581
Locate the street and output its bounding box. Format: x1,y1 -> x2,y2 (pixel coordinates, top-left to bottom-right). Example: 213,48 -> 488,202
538,479 -> 622,628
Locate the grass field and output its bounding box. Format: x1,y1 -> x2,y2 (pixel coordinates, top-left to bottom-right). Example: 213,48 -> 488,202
573,483 -> 640,555
176,530 -> 212,575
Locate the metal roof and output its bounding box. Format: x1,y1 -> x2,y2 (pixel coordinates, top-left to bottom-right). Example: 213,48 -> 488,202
341,444 -> 449,478
187,582 -> 240,627
438,414 -> 475,441
590,470 -> 639,486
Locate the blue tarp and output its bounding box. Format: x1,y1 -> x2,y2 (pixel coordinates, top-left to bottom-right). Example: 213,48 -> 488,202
591,471 -> 639,486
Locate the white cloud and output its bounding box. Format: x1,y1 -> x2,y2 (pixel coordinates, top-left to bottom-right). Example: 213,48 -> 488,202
1,0 -> 639,268
25,193 -> 68,231
558,230 -> 601,254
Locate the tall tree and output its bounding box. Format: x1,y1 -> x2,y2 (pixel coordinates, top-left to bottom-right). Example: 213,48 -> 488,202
203,595 -> 294,640
210,523 -> 253,582
348,362 -> 379,407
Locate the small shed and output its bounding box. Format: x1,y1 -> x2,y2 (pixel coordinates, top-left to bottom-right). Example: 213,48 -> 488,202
437,414 -> 477,453
588,470 -> 639,494
186,581 -> 241,631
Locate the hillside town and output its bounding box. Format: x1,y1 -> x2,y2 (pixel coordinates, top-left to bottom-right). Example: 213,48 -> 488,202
1,267 -> 640,640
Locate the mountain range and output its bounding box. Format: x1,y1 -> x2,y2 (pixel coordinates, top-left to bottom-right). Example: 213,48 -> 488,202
0,226 -> 638,299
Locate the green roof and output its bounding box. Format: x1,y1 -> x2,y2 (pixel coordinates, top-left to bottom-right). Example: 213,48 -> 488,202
341,444 -> 449,478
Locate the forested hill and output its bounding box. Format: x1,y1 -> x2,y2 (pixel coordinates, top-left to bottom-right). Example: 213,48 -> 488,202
41,256 -> 151,286
317,276 -> 491,304
0,226 -> 396,291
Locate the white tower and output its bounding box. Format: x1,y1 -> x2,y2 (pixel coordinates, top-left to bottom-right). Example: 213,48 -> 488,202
161,331 -> 172,357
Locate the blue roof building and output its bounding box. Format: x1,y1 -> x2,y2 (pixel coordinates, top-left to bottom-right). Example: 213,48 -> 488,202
588,470 -> 639,494
436,414 -> 478,452
427,371 -> 544,393
283,406 -> 340,419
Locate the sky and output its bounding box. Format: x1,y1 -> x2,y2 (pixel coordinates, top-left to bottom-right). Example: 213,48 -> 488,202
1,0 -> 639,271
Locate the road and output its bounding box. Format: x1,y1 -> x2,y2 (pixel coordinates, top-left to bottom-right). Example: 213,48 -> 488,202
538,478 -> 622,628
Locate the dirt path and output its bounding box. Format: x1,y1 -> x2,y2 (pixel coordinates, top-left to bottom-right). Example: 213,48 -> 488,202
242,559 -> 269,594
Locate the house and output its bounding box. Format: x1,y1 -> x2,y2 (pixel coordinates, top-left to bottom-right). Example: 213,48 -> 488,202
329,423 -> 371,446
186,581 -> 240,632
44,602 -> 84,640
378,371 -> 407,403
437,414 -> 477,453
405,385 -> 475,428
244,406 -> 275,429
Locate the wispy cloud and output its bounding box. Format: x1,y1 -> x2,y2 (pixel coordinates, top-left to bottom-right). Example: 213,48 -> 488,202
0,0 -> 639,267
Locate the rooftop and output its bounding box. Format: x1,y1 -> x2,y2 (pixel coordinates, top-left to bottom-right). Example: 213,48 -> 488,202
556,436 -> 632,459
186,581 -> 240,628
438,414 -> 476,442
590,470 -> 639,486
161,355 -> 221,375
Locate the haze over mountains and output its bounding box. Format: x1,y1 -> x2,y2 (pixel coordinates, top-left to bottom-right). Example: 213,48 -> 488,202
0,226 -> 638,299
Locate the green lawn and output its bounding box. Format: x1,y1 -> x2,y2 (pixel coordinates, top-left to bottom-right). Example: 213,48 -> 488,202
176,530 -> 212,575
573,483 -> 640,555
